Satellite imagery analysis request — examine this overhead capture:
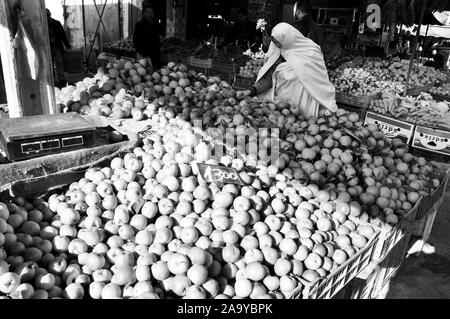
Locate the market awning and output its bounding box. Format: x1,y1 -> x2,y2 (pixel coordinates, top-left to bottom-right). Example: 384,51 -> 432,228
401,24 -> 450,38
433,11 -> 450,25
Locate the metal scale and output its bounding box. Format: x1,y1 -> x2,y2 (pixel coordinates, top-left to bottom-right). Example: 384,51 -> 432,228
0,113 -> 97,162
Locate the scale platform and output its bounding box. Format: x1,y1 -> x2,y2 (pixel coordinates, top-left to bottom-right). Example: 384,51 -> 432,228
0,112 -> 97,162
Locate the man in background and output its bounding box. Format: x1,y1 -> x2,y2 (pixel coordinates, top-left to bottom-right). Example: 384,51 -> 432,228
47,9 -> 71,87
133,6 -> 161,69
293,0 -> 323,50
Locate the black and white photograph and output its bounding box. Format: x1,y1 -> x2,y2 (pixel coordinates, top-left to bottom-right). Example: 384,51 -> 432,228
0,0 -> 450,307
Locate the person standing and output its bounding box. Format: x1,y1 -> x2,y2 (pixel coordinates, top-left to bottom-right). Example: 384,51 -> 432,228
242,23 -> 338,118
133,6 -> 161,69
46,9 -> 71,87
293,0 -> 323,50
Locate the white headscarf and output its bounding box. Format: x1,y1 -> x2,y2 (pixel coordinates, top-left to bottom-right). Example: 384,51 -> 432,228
257,22 -> 338,113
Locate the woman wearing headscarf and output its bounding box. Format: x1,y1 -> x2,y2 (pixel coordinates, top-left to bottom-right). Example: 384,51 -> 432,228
244,23 -> 338,118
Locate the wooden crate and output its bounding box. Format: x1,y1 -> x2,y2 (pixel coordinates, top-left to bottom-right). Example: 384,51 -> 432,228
189,56 -> 213,69
336,92 -> 379,109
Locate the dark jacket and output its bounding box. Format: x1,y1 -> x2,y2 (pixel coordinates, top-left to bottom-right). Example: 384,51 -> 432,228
133,19 -> 161,67
294,15 -> 323,50
48,18 -> 71,52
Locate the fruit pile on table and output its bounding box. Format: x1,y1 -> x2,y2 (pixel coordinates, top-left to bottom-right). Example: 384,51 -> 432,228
1,59 -> 446,299
429,82 -> 450,99
370,93 -> 450,130
329,57 -> 448,97
238,59 -> 264,79
104,38 -> 135,56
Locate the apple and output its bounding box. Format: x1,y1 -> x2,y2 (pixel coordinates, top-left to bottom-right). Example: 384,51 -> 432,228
48,257 -> 68,275
0,272 -> 21,294
64,283 -> 84,299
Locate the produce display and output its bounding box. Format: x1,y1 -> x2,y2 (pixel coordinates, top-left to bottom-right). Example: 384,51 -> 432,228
6,56 -> 446,299
370,93 -> 450,130
238,59 -> 264,79
429,82 -> 450,98
104,37 -> 135,55
329,57 -> 448,97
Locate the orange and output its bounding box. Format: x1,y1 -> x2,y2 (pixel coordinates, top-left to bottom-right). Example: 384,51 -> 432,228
304,253 -> 323,270
233,196 -> 251,212
332,249 -> 348,265
335,235 -> 351,249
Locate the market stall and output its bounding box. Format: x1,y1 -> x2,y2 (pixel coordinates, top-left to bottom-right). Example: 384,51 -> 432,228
1,0 -> 450,302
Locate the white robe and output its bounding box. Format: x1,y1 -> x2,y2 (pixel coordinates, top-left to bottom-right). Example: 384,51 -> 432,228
256,23 -> 337,118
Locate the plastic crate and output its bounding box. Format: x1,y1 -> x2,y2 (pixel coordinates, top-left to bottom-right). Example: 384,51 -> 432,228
430,93 -> 450,102
189,57 -> 213,69
208,70 -> 235,83
343,263 -> 379,299
336,92 -> 379,109
412,208 -> 438,242
416,169 -> 449,220
338,104 -> 368,119
406,84 -> 433,96
371,200 -> 420,263
371,232 -> 412,298
290,221 -> 381,299
233,76 -> 256,90
212,61 -> 237,74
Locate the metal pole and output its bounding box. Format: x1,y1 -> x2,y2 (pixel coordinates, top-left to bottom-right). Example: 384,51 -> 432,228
82,0 -> 87,62
404,0 -> 428,96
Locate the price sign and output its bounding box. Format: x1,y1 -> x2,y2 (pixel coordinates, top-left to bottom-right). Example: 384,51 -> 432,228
197,164 -> 244,186
412,126 -> 450,156
365,112 -> 415,145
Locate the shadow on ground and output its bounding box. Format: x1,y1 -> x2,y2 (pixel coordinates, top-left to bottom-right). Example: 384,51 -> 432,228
387,186 -> 450,299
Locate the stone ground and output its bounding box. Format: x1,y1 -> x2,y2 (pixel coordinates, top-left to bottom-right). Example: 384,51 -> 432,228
387,185 -> 450,299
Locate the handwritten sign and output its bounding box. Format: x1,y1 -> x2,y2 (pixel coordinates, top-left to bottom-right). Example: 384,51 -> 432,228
365,112 -> 415,144
412,126 -> 450,156
197,164 -> 244,186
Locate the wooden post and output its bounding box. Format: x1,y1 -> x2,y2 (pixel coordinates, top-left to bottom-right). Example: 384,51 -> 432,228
0,0 -> 57,118
404,0 -> 428,96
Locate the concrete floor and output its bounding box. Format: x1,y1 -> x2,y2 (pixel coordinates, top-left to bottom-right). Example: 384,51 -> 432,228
387,185 -> 450,299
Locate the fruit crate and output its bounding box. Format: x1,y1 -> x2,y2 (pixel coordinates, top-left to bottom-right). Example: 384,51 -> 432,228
189,56 -> 213,69
412,209 -> 438,243
371,232 -> 412,298
290,221 -> 381,299
233,76 -> 256,90
208,70 -> 235,83
161,53 -> 184,64
430,93 -> 450,102
371,199 -> 420,263
336,92 -> 379,109
104,47 -> 136,59
416,169 -> 449,220
406,84 -> 433,96
342,263 -> 379,299
212,61 -> 237,74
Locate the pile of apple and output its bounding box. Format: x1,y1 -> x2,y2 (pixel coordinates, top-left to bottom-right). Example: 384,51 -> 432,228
55,59 -> 235,123
194,98 -> 443,227
1,113 -> 382,299
238,59 -> 264,79
329,57 -> 448,97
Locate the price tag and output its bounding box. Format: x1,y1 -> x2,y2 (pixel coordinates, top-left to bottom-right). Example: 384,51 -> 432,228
412,126 -> 450,156
197,164 -> 244,186
365,111 -> 415,145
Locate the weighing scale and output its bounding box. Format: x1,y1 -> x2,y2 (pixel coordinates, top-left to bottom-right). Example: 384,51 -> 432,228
0,113 -> 97,162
